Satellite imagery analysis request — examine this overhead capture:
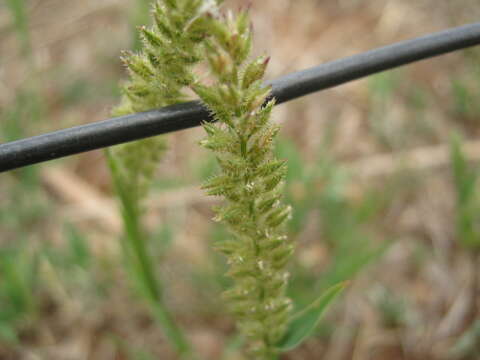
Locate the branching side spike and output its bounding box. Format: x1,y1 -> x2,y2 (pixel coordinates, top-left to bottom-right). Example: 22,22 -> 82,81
109,0 -> 214,202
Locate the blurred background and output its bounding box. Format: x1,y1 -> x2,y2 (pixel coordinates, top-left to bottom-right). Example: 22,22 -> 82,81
1,0 -> 480,359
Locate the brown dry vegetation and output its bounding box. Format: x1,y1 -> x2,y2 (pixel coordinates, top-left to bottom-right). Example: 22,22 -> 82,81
1,0 -> 480,359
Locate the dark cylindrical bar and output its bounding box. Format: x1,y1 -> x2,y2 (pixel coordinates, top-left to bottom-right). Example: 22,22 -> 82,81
0,101 -> 211,172
270,22 -> 480,104
1,22 -> 480,172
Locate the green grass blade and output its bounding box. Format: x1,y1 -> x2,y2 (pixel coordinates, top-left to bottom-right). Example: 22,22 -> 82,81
64,224 -> 91,269
450,134 -> 480,250
6,0 -> 31,57
277,282 -> 347,352
0,322 -> 19,344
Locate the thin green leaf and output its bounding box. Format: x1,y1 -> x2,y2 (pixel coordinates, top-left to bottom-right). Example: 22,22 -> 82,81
0,323 -> 18,344
6,0 -> 31,56
450,134 -> 480,250
277,282 -> 347,352
65,224 -> 91,269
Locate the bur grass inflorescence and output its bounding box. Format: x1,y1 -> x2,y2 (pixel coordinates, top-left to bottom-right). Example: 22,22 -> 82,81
107,1 -> 221,357
192,10 -> 294,360
108,0 -> 219,201
110,1 -> 298,358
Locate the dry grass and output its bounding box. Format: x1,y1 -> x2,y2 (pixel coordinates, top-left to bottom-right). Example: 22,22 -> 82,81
1,0 -> 480,359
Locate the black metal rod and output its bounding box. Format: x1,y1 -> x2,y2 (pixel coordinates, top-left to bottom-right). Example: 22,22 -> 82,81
2,22 -> 480,172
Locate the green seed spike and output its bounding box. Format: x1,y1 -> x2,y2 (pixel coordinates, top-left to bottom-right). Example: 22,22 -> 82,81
266,206 -> 292,228
236,10 -> 250,36
140,26 -> 164,48
192,6 -> 294,359
163,0 -> 178,9
256,159 -> 287,177
257,195 -> 281,214
242,56 -> 270,89
126,56 -> 154,80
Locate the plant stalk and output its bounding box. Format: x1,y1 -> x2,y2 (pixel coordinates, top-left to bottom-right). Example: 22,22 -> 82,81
107,152 -> 193,358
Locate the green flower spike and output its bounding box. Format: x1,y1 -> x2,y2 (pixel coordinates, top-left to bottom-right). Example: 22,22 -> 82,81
109,0 -> 215,200
193,10 -> 294,360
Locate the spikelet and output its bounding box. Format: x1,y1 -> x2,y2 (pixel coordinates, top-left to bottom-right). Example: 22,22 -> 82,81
192,9 -> 293,360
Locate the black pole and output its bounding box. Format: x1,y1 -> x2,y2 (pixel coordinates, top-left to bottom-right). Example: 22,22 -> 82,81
1,22 -> 480,172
